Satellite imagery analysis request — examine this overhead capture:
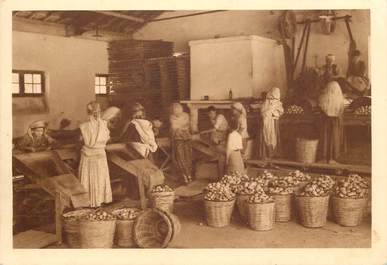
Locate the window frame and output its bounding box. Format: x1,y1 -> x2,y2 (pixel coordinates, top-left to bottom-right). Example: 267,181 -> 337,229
12,70 -> 45,97
94,74 -> 110,96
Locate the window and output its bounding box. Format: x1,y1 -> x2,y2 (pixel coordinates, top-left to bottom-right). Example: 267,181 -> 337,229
95,74 -> 110,95
12,70 -> 45,96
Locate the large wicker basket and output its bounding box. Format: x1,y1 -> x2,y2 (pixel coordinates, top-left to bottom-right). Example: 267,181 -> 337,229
79,219 -> 116,248
331,196 -> 368,227
236,194 -> 250,222
62,209 -> 94,248
204,199 -> 235,228
247,201 -> 275,231
114,219 -> 136,247
295,195 -> 329,228
295,138 -> 319,164
272,194 -> 293,222
150,191 -> 175,212
133,209 -> 180,248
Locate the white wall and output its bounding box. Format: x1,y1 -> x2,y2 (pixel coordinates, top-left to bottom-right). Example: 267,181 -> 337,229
135,10 -> 370,78
12,31 -> 108,137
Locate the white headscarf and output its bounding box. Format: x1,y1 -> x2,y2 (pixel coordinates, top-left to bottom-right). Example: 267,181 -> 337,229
318,81 -> 344,117
102,106 -> 121,121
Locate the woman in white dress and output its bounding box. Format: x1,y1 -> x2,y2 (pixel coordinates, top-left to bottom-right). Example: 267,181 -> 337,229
78,101 -> 112,208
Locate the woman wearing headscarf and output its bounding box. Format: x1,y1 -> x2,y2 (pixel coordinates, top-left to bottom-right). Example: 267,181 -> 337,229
230,102 -> 249,154
318,81 -> 345,164
16,120 -> 57,152
169,103 -> 193,184
78,101 -> 112,207
120,102 -> 158,159
259,87 -> 284,159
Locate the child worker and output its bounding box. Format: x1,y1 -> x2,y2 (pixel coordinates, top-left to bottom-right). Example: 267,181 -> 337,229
258,87 -> 284,159
225,118 -> 245,174
16,120 -> 57,152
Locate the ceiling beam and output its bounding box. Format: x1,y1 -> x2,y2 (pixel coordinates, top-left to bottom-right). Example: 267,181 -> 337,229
93,11 -> 145,23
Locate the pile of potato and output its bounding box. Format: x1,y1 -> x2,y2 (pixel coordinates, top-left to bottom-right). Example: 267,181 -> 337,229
286,105 -> 304,114
299,175 -> 335,197
268,186 -> 294,195
204,182 -> 235,202
151,184 -> 173,193
354,105 -> 371,115
248,191 -> 274,204
112,208 -> 142,220
289,170 -> 312,182
250,170 -> 276,187
83,210 -> 116,221
334,174 -> 369,199
238,181 -> 266,195
221,172 -> 250,193
270,175 -> 300,187
63,209 -> 93,221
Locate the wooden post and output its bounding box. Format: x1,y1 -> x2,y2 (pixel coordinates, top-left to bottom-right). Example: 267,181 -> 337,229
137,174 -> 147,210
55,192 -> 64,244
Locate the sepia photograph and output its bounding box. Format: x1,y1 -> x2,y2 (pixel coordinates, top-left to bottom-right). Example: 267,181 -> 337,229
8,8 -> 375,250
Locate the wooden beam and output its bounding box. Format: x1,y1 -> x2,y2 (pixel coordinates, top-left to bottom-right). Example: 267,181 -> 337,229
94,11 -> 145,23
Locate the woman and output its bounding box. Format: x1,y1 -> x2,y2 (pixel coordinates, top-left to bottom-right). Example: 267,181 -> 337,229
204,106 -> 229,146
169,103 -> 193,184
230,102 -> 249,153
318,81 -> 345,164
120,103 -> 158,159
345,50 -> 370,96
16,120 -> 57,152
78,101 -> 112,208
259,87 -> 284,159
226,119 -> 245,174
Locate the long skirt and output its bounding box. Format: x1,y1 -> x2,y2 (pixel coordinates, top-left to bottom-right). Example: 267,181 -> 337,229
226,150 -> 245,174
79,152 -> 113,207
319,115 -> 342,162
258,120 -> 281,160
172,139 -> 193,180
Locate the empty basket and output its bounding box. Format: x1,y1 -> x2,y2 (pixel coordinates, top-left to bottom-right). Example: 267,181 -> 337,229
295,138 -> 319,164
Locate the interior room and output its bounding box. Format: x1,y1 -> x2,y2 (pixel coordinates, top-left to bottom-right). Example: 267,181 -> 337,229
11,10 -> 371,249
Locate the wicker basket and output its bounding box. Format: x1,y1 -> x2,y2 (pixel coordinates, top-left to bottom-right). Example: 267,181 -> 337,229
150,191 -> 175,212
295,195 -> 329,228
332,196 -> 368,227
295,138 -> 319,164
133,208 -> 180,248
272,194 -> 293,222
247,201 -> 275,231
62,209 -> 94,248
79,219 -> 116,248
115,219 -> 136,247
236,194 -> 251,222
204,199 -> 235,228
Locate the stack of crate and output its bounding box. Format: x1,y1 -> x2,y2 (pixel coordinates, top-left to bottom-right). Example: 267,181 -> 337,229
107,39 -> 173,119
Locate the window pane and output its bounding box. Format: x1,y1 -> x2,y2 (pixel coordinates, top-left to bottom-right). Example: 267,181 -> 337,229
33,74 -> 41,84
100,85 -> 107,94
13,84 -> 20,94
95,77 -> 100,86
100,77 -> 106,85
24,74 -> 33,83
95,85 -> 100,94
33,84 -> 42,93
12,73 -> 19,83
25,83 -> 33,93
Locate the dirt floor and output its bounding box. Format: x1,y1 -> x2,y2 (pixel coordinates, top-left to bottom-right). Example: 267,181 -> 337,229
43,197 -> 371,249
168,200 -> 371,248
